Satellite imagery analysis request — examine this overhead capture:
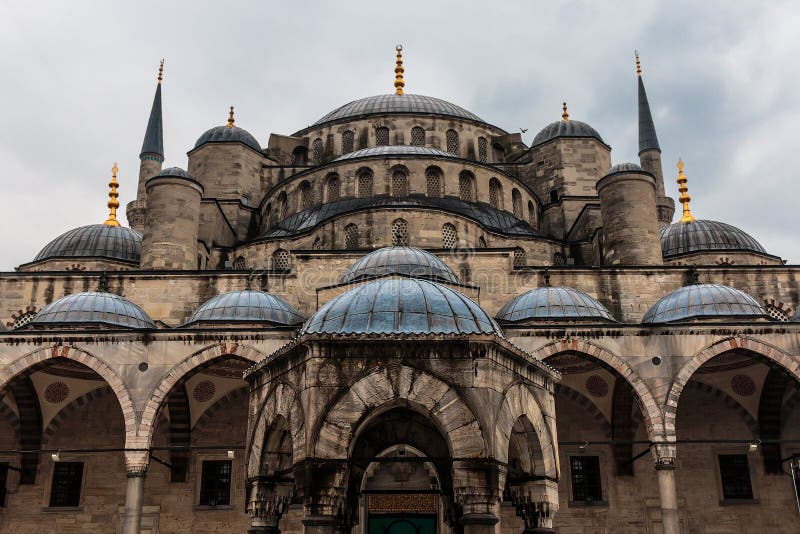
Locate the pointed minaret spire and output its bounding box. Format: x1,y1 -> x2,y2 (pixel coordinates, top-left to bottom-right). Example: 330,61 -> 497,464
637,51 -> 660,153
140,60 -> 164,159
104,163 -> 121,227
394,45 -> 405,95
676,159 -> 696,223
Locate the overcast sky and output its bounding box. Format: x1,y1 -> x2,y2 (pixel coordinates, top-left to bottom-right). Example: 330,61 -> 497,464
1,1 -> 798,270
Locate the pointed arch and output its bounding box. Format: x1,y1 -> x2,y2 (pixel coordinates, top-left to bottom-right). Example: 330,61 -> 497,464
246,381 -> 305,478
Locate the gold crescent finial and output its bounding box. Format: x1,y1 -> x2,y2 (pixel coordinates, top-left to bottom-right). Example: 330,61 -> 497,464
394,44 -> 405,95
158,59 -> 164,84
562,102 -> 569,122
635,50 -> 641,76
676,158 -> 696,223
104,163 -> 121,227
227,106 -> 235,128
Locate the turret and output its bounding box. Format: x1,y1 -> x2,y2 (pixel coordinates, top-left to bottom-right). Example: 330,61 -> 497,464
127,60 -> 165,233
636,52 -> 675,228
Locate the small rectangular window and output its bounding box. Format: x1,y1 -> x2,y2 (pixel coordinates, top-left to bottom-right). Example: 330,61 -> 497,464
570,456 -> 602,503
0,462 -> 8,507
49,462 -> 83,507
199,460 -> 232,506
719,454 -> 753,500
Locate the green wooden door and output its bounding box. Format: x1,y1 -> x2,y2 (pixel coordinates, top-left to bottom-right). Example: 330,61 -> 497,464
368,515 -> 436,534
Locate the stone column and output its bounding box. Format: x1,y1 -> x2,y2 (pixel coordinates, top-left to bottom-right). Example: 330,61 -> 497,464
247,476 -> 292,534
509,479 -> 559,534
121,451 -> 149,534
453,460 -> 502,534
294,460 -> 348,534
653,443 -> 679,534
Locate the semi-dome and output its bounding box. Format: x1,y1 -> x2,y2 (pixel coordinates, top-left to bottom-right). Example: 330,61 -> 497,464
301,278 -> 503,336
31,292 -> 155,329
607,162 -> 644,174
660,220 -> 767,257
194,125 -> 261,152
34,224 -> 142,264
186,290 -> 304,326
306,94 -> 485,130
341,247 -> 459,284
496,286 -> 615,323
532,120 -> 605,147
335,145 -> 455,162
642,284 -> 768,323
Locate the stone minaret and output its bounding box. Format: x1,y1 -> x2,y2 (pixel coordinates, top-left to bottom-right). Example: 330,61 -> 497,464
126,60 -> 165,233
636,52 -> 675,228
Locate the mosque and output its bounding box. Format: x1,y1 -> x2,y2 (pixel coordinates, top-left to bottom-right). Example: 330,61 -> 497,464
0,47 -> 798,534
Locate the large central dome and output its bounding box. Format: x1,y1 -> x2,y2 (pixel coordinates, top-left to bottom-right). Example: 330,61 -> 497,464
307,94 -> 485,129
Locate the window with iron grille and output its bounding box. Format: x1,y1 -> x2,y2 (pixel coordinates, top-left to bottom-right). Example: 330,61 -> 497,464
489,179 -> 502,209
570,456 -> 602,503
312,138 -> 323,164
442,223 -> 458,249
478,236 -> 487,248
49,462 -> 84,507
528,201 -> 536,226
300,182 -> 314,210
459,173 -> 474,202
766,305 -> 789,322
272,249 -> 290,270
392,171 -> 409,197
12,311 -> 36,329
327,176 -> 341,202
513,248 -> 526,268
446,129 -> 459,155
478,137 -> 488,163
358,171 -> 373,198
199,460 -> 232,506
512,189 -> 523,218
718,454 -> 753,500
342,130 -> 354,154
232,256 -> 246,270
392,219 -> 409,246
411,126 -> 426,146
344,224 -> 359,249
426,169 -> 443,198
0,463 -> 8,507
376,127 -> 390,146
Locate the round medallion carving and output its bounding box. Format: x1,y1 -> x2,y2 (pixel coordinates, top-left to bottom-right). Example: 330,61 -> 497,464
44,381 -> 70,404
192,380 -> 216,402
585,375 -> 609,398
730,374 -> 756,397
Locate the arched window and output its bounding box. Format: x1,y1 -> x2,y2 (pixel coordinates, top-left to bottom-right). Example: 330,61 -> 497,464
550,190 -> 559,203
358,169 -> 373,198
344,223 -> 359,249
312,138 -> 323,164
442,223 -> 458,249
492,143 -> 505,163
392,170 -> 409,197
327,175 -> 341,202
232,256 -> 247,270
478,236 -> 487,248
528,201 -> 536,226
341,130 -> 354,154
12,310 -> 37,329
411,126 -> 426,146
459,172 -> 474,202
513,248 -> 527,268
512,188 -> 523,218
376,126 -> 390,146
766,304 -> 789,322
272,249 -> 290,270
299,181 -> 314,210
277,192 -> 287,220
391,218 -> 409,246
263,203 -> 272,228
291,146 -> 307,165
446,129 -> 460,155
426,167 -> 443,198
489,178 -> 503,209
478,137 -> 488,163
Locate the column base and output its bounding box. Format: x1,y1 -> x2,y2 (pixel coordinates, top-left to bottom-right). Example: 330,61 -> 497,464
460,513 -> 498,534
248,528 -> 279,534
524,529 -> 555,534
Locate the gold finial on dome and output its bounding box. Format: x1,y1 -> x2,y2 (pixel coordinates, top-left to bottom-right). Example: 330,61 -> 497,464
104,163 -> 121,227
158,58 -> 164,85
227,106 -> 235,128
394,45 -> 405,95
677,158 -> 696,223
635,50 -> 641,76
562,102 -> 569,122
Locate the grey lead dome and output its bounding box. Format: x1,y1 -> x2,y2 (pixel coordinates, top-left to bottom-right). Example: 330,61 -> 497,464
496,286 -> 615,323
341,247 -> 459,284
34,224 -> 142,264
31,292 -> 155,329
194,125 -> 261,152
660,220 -> 767,257
642,284 -> 767,323
187,290 -> 304,326
532,120 -> 605,147
301,278 -> 503,336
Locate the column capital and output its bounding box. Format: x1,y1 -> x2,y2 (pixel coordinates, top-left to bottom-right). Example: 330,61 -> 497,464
247,476 -> 293,527
508,479 -> 559,532
452,459 -> 503,516
652,442 -> 677,469
293,459 -> 348,517
124,450 -> 149,476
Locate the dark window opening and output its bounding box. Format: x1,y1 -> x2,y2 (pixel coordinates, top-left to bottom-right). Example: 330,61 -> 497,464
199,460 -> 232,506
719,454 -> 753,500
49,462 -> 84,507
550,190 -> 559,203
570,456 -> 602,503
0,463 -> 8,507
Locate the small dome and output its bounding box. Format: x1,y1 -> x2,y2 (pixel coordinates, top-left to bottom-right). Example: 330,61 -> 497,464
187,290 -> 304,326
341,247 -> 459,284
660,220 -> 767,257
642,284 -> 767,323
301,278 -> 503,336
496,286 -> 615,323
335,146 -> 455,162
532,120 -> 605,147
194,125 -> 261,152
31,292 -> 155,329
154,166 -> 194,180
607,162 -> 644,174
34,224 -> 141,264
